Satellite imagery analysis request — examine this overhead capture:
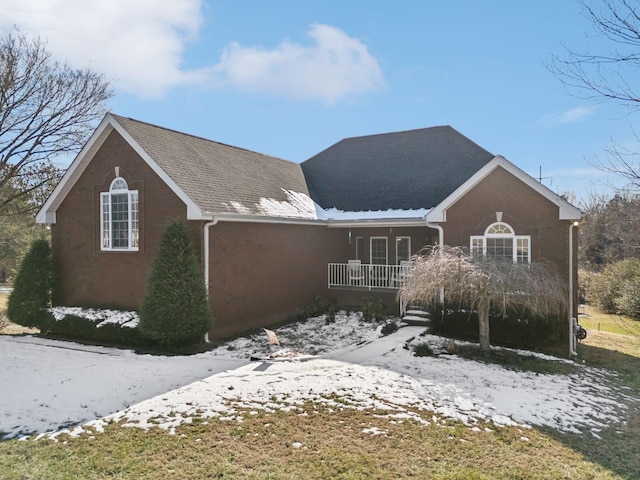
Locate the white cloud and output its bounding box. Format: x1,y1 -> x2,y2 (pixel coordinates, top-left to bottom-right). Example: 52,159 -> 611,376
0,0 -> 206,98
211,24 -> 385,103
1,3 -> 384,103
539,106 -> 596,126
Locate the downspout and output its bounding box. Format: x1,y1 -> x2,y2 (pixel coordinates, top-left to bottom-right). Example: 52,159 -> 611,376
426,222 -> 444,247
203,218 -> 219,343
426,221 -> 445,306
568,221 -> 578,357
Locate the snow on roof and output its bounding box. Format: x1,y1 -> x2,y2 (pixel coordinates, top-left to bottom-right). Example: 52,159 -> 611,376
316,206 -> 431,222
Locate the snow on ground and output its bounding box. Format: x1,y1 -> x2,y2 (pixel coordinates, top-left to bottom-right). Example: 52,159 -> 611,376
0,312 -> 631,441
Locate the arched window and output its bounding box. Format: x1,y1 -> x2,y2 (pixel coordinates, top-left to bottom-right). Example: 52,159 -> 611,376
100,177 -> 139,251
470,222 -> 530,263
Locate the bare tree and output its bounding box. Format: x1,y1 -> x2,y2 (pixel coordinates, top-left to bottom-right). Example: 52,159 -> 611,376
549,0 -> 640,187
597,132 -> 640,186
0,28 -> 113,214
549,0 -> 640,108
398,246 -> 569,353
579,190 -> 640,270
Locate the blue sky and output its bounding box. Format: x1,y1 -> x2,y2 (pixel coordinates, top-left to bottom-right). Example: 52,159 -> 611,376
2,0 -> 638,202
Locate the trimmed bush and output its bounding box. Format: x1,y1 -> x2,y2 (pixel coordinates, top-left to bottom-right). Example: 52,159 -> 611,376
139,222 -> 211,347
47,314 -> 146,346
430,307 -> 567,351
413,342 -> 435,357
6,239 -> 52,329
302,295 -> 338,324
361,295 -> 385,322
381,320 -> 399,336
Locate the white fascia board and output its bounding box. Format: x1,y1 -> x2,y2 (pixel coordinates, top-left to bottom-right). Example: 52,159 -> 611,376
36,115 -> 114,224
202,212 -> 327,226
201,212 -> 428,228
37,114 -> 205,223
425,156 -> 583,223
109,119 -> 203,220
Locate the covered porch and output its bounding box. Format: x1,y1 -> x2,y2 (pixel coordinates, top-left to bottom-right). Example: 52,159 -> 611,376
328,261 -> 413,290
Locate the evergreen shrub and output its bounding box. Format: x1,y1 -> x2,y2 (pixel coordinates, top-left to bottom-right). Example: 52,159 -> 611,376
7,239 -> 52,329
381,320 -> 399,336
47,314 -> 146,346
139,222 -> 211,347
430,306 -> 567,350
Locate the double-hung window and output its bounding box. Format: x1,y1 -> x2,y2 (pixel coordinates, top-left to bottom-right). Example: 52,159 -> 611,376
100,177 -> 139,251
370,237 -> 388,265
470,222 -> 530,264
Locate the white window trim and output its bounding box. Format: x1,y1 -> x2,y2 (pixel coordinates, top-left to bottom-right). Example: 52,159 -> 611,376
470,222 -> 530,263
395,236 -> 411,264
100,177 -> 139,252
370,236 -> 388,265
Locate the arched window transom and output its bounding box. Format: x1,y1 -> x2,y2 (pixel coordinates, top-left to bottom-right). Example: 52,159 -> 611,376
470,221 -> 530,263
486,222 -> 513,235
100,177 -> 139,251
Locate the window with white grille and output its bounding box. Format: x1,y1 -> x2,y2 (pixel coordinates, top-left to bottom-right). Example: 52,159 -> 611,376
100,177 -> 139,251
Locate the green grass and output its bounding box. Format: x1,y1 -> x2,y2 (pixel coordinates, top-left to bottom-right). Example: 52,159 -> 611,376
1,304 -> 639,479
578,304 -> 640,338
0,409 -> 625,480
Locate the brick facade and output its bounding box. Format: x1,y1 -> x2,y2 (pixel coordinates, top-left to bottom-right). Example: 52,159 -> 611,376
207,221 -> 345,337
52,130 -> 194,310
442,166 -> 579,315
48,124 -> 580,339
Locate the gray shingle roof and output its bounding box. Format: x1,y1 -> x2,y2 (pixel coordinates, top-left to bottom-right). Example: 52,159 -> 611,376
301,126 -> 495,211
113,115 -> 314,218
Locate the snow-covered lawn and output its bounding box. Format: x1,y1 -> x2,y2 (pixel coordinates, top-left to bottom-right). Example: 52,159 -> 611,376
0,312 -> 631,440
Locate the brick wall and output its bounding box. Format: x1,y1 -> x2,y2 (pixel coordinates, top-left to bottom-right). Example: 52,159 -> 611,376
207,221 -> 346,337
442,166 -> 578,315
52,130 -> 192,310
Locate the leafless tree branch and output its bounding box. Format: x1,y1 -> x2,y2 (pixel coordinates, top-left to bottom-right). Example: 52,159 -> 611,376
0,27 -> 113,213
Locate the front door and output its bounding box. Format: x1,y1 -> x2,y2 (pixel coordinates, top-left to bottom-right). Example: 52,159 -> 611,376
370,237 -> 388,287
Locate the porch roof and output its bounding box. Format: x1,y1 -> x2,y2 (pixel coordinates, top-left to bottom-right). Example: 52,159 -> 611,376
317,206 -> 431,227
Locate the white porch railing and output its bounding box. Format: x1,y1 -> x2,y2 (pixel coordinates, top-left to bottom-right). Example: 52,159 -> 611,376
328,262 -> 412,290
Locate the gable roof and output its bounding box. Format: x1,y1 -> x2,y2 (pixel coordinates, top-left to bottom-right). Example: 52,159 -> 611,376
37,114 -> 315,223
301,126 -> 495,211
425,155 -> 583,222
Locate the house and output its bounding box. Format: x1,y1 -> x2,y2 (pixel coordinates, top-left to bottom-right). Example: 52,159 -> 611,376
37,114 -> 582,341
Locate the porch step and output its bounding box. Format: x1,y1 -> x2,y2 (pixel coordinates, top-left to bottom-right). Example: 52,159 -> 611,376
405,309 -> 430,316
402,308 -> 432,327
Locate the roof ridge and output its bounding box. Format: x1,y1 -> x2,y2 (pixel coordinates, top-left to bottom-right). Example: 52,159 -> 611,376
109,113 -> 296,165
339,125 -> 454,142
